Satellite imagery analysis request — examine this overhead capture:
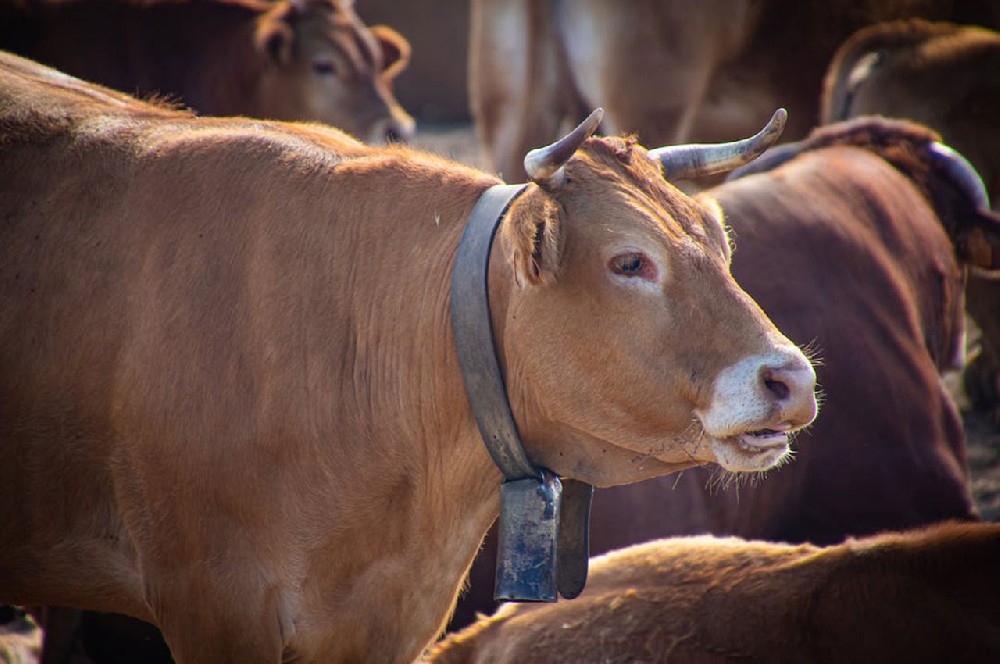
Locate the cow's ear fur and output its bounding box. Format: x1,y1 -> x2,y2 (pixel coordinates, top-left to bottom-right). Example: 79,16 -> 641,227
369,25 -> 411,80
502,196 -> 564,287
256,18 -> 295,67
959,208 -> 1000,274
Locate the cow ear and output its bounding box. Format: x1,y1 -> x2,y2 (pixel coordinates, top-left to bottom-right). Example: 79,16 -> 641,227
958,208 -> 1000,274
369,25 -> 411,80
255,17 -> 295,68
502,196 -> 564,287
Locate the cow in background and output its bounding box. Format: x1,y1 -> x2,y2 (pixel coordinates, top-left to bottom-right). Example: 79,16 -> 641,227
0,0 -> 415,144
450,117 -> 1000,629
821,19 -> 1000,422
470,0 -> 1000,181
429,522 -> 1000,664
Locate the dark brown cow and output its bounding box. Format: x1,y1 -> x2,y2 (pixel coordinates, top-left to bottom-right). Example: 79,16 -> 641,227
429,522 -> 1000,664
470,0 -> 1000,182
451,117 -> 1000,629
0,53 -> 817,663
0,0 -> 415,143
821,18 -> 1000,420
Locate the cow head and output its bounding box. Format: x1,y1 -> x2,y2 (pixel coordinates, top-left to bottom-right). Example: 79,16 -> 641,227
492,110 -> 817,487
254,0 -> 415,144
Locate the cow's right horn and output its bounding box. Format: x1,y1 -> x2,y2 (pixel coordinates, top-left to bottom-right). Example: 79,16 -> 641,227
651,108 -> 788,181
524,108 -> 604,187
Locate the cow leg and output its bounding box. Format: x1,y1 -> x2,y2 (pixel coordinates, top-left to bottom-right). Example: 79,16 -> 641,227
469,0 -> 565,182
965,273 -> 1000,422
149,577 -> 285,664
38,607 -> 81,664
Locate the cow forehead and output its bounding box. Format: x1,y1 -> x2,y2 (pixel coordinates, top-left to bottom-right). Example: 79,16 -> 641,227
561,139 -> 728,250
292,3 -> 380,75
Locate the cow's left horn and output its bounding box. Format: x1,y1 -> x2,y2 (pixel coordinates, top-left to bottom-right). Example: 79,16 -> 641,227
651,108 -> 788,181
524,108 -> 604,186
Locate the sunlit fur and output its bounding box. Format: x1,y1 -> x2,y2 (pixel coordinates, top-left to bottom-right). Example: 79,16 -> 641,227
428,522 -> 1000,664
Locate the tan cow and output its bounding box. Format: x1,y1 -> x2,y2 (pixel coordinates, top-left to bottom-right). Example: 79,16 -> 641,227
450,117 -> 999,629
470,0 -> 998,182
821,18 -> 1000,421
428,522 -> 1000,664
0,0 -> 415,144
0,53 -> 815,663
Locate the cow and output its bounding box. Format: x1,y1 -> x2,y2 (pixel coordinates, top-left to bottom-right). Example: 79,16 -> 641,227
469,0 -> 1000,182
0,0 -> 415,144
450,117 -> 1000,629
0,52 -> 817,663
427,521 -> 1000,664
820,18 -> 1000,421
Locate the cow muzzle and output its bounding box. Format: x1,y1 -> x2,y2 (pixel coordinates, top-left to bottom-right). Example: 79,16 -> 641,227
696,348 -> 818,472
369,112 -> 415,144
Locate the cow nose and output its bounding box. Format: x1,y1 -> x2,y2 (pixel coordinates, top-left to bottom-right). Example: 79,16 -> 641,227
759,356 -> 817,428
383,115 -> 415,144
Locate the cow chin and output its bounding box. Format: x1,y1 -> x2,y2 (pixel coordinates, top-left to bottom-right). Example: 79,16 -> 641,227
708,431 -> 792,473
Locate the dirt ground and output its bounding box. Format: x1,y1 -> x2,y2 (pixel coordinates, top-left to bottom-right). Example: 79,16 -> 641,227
412,122 -> 1000,523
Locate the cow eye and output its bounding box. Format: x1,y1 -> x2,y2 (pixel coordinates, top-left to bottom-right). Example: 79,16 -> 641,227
312,58 -> 336,76
610,252 -> 657,280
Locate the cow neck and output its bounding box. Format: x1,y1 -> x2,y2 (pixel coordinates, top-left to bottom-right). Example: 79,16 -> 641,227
451,183 -> 594,604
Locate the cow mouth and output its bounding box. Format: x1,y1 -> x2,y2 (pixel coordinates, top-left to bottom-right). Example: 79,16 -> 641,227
705,422 -> 794,472
737,428 -> 789,452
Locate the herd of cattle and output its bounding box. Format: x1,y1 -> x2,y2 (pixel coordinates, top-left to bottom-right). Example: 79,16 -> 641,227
1,1 -> 999,663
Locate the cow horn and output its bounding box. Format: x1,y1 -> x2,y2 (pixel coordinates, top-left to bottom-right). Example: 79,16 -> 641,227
524,108 -> 605,186
650,108 -> 788,181
928,142 -> 990,210
725,141 -> 803,182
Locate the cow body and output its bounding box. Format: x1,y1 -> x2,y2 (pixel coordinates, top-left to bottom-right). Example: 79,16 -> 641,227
0,0 -> 415,143
470,0 -> 998,181
429,522 -> 1000,664
452,118 -> 997,628
821,19 -> 1000,420
0,54 -> 815,663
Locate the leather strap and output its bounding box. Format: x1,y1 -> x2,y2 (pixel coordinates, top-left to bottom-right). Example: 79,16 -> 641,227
452,182 -> 595,602
451,183 -> 538,481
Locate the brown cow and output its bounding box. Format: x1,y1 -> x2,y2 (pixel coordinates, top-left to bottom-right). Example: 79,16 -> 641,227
428,521 -> 1000,664
450,117 -> 999,629
469,0 -> 1000,182
0,0 -> 415,144
821,18 -> 1000,421
0,53 -> 816,663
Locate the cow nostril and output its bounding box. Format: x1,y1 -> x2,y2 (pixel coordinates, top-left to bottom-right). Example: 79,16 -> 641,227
384,126 -> 402,143
764,376 -> 791,401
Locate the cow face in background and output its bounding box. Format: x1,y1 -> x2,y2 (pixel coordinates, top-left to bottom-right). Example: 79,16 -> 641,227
494,112 -> 818,487
255,0 -> 415,144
